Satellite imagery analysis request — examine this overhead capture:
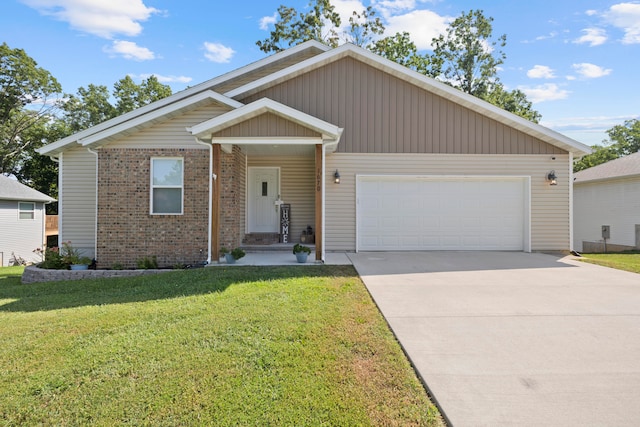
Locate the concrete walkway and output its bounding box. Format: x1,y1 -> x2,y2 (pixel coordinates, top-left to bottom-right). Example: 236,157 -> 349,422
348,251 -> 640,427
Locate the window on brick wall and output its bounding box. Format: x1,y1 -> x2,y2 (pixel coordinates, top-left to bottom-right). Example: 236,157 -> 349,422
151,158 -> 183,214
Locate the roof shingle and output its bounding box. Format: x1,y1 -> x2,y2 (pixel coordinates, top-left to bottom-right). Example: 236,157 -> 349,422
0,175 -> 56,202
574,152 -> 640,183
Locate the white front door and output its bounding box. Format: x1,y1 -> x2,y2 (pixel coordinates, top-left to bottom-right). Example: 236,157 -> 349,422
248,167 -> 280,232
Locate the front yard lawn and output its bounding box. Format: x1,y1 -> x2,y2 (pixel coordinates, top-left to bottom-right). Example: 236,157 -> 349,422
0,265 -> 442,426
578,252 -> 640,274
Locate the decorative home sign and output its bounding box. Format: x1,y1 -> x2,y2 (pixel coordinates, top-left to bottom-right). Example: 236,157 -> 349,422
280,204 -> 291,243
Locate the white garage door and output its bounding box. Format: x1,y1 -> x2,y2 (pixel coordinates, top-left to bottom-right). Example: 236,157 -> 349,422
357,175 -> 529,251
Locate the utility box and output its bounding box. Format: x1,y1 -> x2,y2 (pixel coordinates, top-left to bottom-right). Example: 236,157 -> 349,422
602,225 -> 610,239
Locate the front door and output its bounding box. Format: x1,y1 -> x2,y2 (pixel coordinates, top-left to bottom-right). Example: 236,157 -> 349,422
248,167 -> 280,232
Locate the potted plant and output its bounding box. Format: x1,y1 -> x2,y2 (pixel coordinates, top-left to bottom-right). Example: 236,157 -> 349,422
60,241 -> 92,270
293,243 -> 311,263
221,247 -> 245,264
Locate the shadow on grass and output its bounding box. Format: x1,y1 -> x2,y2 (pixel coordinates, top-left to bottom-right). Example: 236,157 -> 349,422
0,265 -> 358,313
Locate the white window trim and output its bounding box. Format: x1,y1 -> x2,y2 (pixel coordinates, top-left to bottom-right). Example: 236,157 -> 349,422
150,157 -> 184,215
18,202 -> 35,220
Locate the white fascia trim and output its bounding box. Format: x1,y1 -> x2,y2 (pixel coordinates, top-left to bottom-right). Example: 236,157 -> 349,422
38,41 -> 330,156
188,98 -> 342,140
227,43 -> 591,157
78,91 -> 243,147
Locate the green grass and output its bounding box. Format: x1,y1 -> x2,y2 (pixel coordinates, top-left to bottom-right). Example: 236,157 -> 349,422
579,252 -> 640,274
0,266 -> 442,426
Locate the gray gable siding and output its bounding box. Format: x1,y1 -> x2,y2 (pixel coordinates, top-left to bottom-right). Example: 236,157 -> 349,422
239,57 -> 565,155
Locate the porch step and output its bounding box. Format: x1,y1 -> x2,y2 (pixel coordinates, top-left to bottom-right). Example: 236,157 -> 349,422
241,243 -> 316,252
242,233 -> 280,245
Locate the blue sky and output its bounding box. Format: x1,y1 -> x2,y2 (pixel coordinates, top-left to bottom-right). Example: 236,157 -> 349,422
2,0 -> 639,146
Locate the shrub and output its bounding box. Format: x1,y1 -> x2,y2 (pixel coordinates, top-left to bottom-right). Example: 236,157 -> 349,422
136,256 -> 159,269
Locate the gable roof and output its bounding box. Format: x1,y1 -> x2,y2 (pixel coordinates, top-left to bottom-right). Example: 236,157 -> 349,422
188,98 -> 343,141
0,175 -> 56,202
226,43 -> 591,157
37,41 -> 330,156
574,152 -> 640,183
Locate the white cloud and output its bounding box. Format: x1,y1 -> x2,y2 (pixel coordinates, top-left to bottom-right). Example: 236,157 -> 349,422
573,28 -> 607,46
104,40 -> 155,61
203,42 -> 235,63
604,2 -> 640,44
572,62 -> 612,78
518,83 -> 570,103
585,9 -> 598,16
259,13 -> 277,30
385,9 -> 451,50
373,0 -> 417,17
527,65 -> 556,79
131,73 -> 192,84
20,0 -> 160,39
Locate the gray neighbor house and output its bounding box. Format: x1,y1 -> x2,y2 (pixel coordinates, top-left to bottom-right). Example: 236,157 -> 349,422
0,175 -> 55,266
37,41 -> 591,269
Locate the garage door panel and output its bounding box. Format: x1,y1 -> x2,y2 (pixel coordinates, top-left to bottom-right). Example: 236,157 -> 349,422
358,176 -> 527,251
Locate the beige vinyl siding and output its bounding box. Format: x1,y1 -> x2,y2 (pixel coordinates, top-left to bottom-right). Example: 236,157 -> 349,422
248,155 -> 315,242
213,47 -> 326,94
214,113 -> 321,138
108,102 -> 230,149
240,57 -> 566,156
60,147 -> 97,258
325,153 -> 570,252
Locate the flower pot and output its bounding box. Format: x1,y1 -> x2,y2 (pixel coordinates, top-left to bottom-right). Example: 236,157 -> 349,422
224,253 -> 236,264
70,264 -> 89,270
295,252 -> 308,263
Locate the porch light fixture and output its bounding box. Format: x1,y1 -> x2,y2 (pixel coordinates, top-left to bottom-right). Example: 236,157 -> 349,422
334,170 -> 341,184
547,170 -> 557,186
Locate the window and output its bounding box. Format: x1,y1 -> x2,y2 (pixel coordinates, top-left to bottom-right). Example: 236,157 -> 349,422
151,158 -> 183,214
19,202 -> 35,220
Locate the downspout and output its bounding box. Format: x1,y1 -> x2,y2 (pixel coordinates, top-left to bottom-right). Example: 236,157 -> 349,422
194,138 -> 213,265
569,152 -> 574,252
321,142 -> 326,263
50,154 -> 61,247
87,148 -> 99,258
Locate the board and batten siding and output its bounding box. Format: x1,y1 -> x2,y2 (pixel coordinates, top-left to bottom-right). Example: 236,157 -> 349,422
0,200 -> 46,266
60,147 -> 97,258
240,57 -> 566,156
325,153 -> 570,252
574,177 -> 640,251
247,155 -> 315,242
108,102 -> 230,149
213,112 -> 320,138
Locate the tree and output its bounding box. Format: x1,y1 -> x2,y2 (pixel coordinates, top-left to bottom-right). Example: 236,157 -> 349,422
574,119 -> 640,172
482,83 -> 541,123
344,6 -> 384,48
257,0 -> 342,53
114,75 -> 172,115
370,32 -> 434,76
430,10 -> 506,98
0,42 -> 62,176
62,84 -> 116,133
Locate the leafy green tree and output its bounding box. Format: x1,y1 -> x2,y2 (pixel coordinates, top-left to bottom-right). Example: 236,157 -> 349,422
344,6 -> 384,47
114,75 -> 172,115
482,83 -> 541,123
370,32 -> 435,76
574,119 -> 640,172
430,9 -> 506,98
0,42 -> 62,176
257,0 -> 342,53
62,84 -> 116,133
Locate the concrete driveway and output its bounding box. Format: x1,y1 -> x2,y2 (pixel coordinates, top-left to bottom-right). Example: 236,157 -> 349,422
348,251 -> 640,427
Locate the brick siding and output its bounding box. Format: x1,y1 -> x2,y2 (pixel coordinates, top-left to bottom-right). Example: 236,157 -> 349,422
97,148 -> 209,268
219,146 -> 246,250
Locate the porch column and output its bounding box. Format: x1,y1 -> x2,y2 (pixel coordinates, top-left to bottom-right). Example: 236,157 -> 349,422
315,144 -> 323,261
212,143 -> 221,261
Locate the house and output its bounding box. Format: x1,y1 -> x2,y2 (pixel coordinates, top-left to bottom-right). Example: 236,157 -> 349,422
574,152 -> 640,252
0,175 -> 55,266
37,41 -> 590,268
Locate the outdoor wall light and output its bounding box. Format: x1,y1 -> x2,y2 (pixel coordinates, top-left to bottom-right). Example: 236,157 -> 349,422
334,170 -> 341,184
547,170 -> 557,186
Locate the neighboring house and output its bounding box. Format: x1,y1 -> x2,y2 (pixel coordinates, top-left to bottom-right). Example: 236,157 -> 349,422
37,41 -> 590,268
574,152 -> 640,252
0,175 -> 55,266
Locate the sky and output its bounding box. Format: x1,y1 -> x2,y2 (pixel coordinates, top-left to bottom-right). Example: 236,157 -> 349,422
2,0 -> 639,146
